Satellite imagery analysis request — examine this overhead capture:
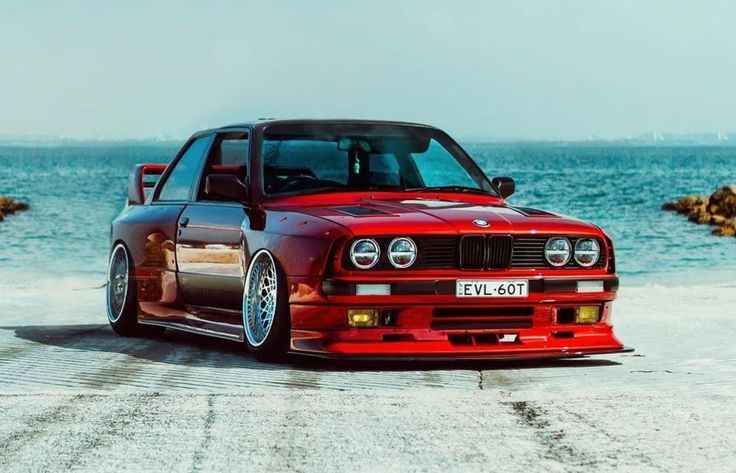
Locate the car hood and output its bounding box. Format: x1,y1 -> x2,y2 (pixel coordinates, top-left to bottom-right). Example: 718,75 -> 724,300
289,196 -> 601,236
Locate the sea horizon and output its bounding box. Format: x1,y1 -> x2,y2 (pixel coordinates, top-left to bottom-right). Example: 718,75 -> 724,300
1,131 -> 736,148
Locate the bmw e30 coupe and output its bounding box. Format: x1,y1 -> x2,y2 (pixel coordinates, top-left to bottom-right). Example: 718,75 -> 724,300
107,119 -> 629,361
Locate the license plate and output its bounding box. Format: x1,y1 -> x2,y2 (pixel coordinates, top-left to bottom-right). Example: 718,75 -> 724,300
456,280 -> 529,298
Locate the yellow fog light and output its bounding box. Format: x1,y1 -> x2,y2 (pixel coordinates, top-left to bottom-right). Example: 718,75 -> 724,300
347,309 -> 379,328
576,306 -> 600,324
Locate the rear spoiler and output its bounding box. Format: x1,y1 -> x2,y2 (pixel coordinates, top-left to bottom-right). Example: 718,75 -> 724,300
128,164 -> 168,205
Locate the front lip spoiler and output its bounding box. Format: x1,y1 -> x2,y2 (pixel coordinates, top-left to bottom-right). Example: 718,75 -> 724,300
289,346 -> 634,363
322,277 -> 619,296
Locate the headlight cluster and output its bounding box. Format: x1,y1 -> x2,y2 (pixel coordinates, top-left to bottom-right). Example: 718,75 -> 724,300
350,239 -> 381,269
573,238 -> 600,267
349,237 -> 418,269
544,237 -> 600,268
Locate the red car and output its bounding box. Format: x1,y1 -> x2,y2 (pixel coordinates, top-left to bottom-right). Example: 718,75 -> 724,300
108,119 -> 630,361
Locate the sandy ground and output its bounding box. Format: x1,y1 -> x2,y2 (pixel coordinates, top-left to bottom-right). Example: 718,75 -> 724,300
0,278 -> 735,472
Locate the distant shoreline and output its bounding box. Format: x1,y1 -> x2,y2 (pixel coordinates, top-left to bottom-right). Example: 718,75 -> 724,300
2,140 -> 736,148
0,140 -> 184,148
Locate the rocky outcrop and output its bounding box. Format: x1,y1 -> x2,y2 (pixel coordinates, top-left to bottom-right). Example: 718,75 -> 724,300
662,186 -> 736,236
0,196 -> 30,222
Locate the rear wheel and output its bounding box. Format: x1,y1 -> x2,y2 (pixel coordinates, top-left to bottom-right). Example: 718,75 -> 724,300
106,243 -> 163,337
243,250 -> 289,361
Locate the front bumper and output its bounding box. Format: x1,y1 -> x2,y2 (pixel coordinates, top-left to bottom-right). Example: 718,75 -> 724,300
288,276 -> 628,359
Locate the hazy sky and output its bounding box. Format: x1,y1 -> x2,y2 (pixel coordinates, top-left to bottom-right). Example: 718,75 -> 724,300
1,1 -> 734,140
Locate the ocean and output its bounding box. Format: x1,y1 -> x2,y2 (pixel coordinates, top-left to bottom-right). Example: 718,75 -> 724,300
1,143 -> 735,288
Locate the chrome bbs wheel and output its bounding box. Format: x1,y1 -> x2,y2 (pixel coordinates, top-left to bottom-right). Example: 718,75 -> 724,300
243,250 -> 278,347
107,244 -> 129,323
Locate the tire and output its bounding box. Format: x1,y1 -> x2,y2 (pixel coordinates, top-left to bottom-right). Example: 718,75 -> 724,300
242,250 -> 290,361
106,243 -> 164,337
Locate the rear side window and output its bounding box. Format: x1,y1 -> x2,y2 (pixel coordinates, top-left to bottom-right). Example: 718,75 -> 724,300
198,131 -> 249,200
157,135 -> 213,201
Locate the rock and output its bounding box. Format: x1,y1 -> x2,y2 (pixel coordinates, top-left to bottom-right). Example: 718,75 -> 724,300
688,209 -> 711,224
710,214 -> 729,226
712,219 -> 736,237
661,201 -> 677,211
0,196 -> 30,220
661,195 -> 708,214
664,185 -> 736,237
707,185 -> 736,217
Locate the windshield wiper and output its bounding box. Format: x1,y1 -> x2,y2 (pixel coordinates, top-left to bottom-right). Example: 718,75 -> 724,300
275,185 -> 492,196
277,185 -> 405,196
403,185 -> 494,195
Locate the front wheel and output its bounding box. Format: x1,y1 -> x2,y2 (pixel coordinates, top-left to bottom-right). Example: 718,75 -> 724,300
242,250 -> 290,361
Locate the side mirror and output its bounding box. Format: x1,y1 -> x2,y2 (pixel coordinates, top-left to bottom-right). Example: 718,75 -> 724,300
205,174 -> 249,202
491,176 -> 515,199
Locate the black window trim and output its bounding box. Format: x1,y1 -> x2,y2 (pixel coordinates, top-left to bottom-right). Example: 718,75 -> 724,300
152,133 -> 216,204
192,127 -> 252,205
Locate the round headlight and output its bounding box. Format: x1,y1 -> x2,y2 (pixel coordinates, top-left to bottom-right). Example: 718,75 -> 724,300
350,239 -> 380,269
388,237 -> 417,268
544,237 -> 572,267
574,238 -> 600,267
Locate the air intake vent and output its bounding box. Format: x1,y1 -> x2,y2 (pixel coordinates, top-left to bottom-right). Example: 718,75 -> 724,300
432,307 -> 534,330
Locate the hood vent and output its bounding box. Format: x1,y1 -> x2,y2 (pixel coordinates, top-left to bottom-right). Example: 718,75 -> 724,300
333,206 -> 390,216
509,206 -> 557,217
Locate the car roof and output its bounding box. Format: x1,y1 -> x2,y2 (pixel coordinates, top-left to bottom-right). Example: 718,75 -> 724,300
190,118 -> 440,139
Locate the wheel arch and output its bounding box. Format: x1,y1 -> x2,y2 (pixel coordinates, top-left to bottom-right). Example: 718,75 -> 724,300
242,232 -> 343,279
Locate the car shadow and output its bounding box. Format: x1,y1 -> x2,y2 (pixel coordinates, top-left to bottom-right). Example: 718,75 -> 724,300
3,324 -> 621,372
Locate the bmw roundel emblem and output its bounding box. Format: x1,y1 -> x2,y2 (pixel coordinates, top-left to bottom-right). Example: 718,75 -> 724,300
473,219 -> 490,228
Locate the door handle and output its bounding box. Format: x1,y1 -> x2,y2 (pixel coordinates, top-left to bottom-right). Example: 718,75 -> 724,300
179,217 -> 190,228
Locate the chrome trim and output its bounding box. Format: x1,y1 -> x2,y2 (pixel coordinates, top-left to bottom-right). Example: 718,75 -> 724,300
178,270 -> 244,278
350,238 -> 381,269
544,237 -> 572,267
387,237 -> 417,269
573,238 -> 601,267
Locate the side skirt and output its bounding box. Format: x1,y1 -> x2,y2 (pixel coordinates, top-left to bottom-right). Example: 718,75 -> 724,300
139,319 -> 244,342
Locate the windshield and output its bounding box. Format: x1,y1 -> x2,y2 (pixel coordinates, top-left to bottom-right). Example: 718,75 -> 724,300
261,124 -> 495,196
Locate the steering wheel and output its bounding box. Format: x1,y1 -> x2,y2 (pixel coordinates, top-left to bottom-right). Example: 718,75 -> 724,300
276,175 -> 321,193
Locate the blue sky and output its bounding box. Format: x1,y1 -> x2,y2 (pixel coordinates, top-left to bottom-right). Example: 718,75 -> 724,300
1,1 -> 734,140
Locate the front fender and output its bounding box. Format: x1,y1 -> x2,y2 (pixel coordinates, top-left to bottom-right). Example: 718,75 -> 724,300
242,209 -> 347,277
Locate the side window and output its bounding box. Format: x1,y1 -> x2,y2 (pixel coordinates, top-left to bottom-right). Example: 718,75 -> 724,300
158,135 -> 213,201
198,131 -> 249,201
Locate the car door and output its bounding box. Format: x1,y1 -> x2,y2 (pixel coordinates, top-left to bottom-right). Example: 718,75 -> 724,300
134,133 -> 214,323
175,130 -> 252,336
